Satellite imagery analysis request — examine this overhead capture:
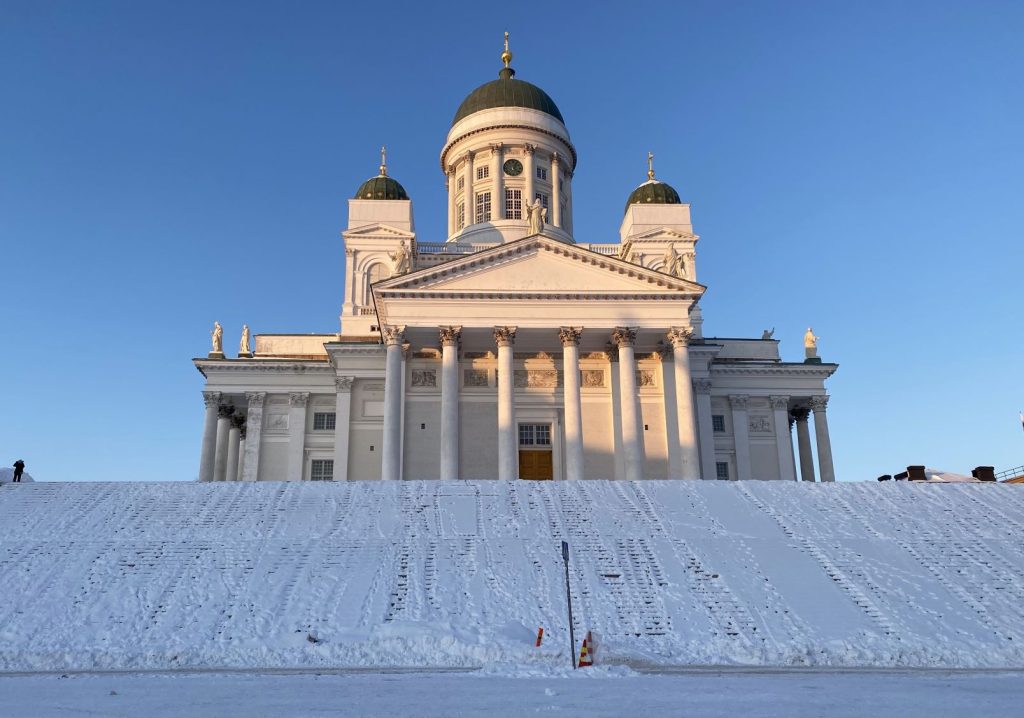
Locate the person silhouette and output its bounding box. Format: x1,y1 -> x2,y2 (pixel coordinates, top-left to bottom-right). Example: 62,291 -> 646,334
12,459 -> 25,482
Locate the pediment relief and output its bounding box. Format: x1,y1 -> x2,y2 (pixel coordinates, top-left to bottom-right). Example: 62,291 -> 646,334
374,236 -> 704,296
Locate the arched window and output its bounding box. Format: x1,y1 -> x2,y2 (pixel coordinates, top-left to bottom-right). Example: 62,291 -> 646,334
363,263 -> 391,306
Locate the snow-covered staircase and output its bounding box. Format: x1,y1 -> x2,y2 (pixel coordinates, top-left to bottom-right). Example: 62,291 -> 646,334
0,480 -> 1022,671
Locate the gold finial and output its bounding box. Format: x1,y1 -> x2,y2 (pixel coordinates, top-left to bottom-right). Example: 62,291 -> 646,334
501,31 -> 513,68
379,145 -> 387,176
647,151 -> 655,181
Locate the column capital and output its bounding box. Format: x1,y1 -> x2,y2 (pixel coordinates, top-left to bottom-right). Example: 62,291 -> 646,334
551,151 -> 560,165
464,150 -> 475,162
558,326 -> 582,347
693,378 -> 713,394
490,142 -> 504,151
494,326 -> 517,347
728,394 -> 749,410
382,325 -> 406,346
791,406 -> 810,422
667,327 -> 693,348
289,392 -> 310,408
230,412 -> 247,431
611,327 -> 637,347
245,391 -> 266,408
809,395 -> 830,412
769,395 -> 790,410
202,390 -> 222,408
335,376 -> 355,392
439,325 -> 462,346
217,403 -> 235,419
523,142 -> 535,155
446,165 -> 456,176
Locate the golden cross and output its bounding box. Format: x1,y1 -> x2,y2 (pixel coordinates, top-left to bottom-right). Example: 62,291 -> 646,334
647,151 -> 655,180
380,145 -> 387,176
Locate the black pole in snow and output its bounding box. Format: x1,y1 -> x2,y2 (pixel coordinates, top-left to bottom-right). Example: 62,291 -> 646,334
562,540 -> 576,669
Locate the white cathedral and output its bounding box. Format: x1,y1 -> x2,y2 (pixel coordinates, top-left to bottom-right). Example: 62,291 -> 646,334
194,40 -> 838,484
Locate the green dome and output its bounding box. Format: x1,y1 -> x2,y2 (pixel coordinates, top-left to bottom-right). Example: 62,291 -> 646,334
624,179 -> 682,214
354,174 -> 409,201
452,67 -> 564,127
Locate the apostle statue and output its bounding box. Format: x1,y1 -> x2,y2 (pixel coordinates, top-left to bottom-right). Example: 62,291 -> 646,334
804,327 -> 819,359
662,243 -> 685,278
525,198 -> 547,235
210,321 -> 223,356
761,328 -> 775,340
388,240 -> 411,275
239,324 -> 252,357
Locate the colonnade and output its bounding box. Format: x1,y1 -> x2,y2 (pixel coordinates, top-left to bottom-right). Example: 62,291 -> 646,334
789,398 -> 836,482
378,325 -> 701,482
197,391 -> 248,482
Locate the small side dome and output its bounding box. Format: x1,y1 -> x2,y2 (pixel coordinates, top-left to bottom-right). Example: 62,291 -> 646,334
353,146 -> 409,200
624,152 -> 682,214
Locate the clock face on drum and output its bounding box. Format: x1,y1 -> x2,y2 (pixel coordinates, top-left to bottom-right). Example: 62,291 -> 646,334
503,159 -> 523,176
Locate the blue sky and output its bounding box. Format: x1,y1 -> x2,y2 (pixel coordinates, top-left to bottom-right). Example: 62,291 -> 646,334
2,1 -> 1021,482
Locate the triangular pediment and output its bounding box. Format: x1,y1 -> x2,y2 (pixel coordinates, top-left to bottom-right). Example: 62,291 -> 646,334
629,227 -> 697,242
342,223 -> 416,239
375,235 -> 705,296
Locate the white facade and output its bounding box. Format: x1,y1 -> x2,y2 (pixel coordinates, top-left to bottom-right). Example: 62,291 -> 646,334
194,50 -> 837,483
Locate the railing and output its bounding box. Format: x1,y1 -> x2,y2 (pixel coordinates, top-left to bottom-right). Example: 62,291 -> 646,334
995,465 -> 1024,481
583,243 -> 622,256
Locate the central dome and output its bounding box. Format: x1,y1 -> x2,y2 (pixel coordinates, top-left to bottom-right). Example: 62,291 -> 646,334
452,67 -> 564,127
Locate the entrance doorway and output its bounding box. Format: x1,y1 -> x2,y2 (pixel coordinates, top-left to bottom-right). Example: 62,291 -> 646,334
518,423 -> 553,480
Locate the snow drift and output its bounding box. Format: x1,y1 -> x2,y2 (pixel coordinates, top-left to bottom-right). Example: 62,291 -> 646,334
0,480 -> 1022,671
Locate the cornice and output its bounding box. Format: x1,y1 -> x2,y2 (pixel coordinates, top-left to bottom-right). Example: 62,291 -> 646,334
194,359 -> 334,374
710,363 -> 838,378
440,123 -> 577,171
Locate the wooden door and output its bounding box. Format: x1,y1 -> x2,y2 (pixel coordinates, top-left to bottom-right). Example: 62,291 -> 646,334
519,450 -> 553,480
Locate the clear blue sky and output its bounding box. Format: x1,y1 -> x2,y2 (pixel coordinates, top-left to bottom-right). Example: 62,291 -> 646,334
2,1 -> 1022,482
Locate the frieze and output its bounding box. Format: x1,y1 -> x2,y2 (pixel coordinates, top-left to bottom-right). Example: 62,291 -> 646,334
514,369 -> 560,389
636,370 -> 656,387
463,369 -> 489,387
411,370 -> 436,388
581,369 -> 605,388
748,415 -> 772,433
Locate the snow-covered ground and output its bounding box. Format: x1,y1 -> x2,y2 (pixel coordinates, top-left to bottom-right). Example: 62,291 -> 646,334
0,480 -> 1022,672
2,669 -> 1023,717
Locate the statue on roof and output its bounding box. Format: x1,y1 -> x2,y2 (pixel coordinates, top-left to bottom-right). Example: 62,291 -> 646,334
389,240 -> 411,275
662,243 -> 685,278
761,328 -> 775,340
210,321 -> 223,356
239,324 -> 252,357
525,198 -> 547,235
804,327 -> 819,359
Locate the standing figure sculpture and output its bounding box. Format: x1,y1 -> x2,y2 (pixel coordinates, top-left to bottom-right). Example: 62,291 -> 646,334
389,240 -> 411,275
210,321 -> 224,356
804,327 -> 820,359
525,198 -> 547,235
662,243 -> 685,278
761,328 -> 775,340
239,324 -> 252,357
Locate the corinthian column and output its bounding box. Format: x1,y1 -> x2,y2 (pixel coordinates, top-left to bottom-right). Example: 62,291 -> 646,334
381,326 -> 406,481
464,152 -> 475,227
770,396 -> 797,481
729,395 -> 752,481
792,407 -> 815,482
241,392 -> 265,482
613,327 -> 643,481
492,143 -> 504,219
550,152 -> 561,228
693,379 -> 716,480
224,413 -> 244,485
667,327 -> 699,480
213,403 -> 233,482
810,395 -> 836,482
495,326 -> 518,481
560,327 -> 584,481
286,392 -> 309,481
446,167 -> 455,237
198,391 -> 221,482
439,326 -> 462,480
333,376 -> 354,481
523,144 -> 535,213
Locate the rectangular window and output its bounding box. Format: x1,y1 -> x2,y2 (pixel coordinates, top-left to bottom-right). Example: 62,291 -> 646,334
716,462 -> 730,480
457,176 -> 464,191
313,412 -> 336,431
712,415 -> 726,433
457,202 -> 465,229
536,167 -> 547,181
534,192 -> 549,211
476,165 -> 489,181
504,188 -> 522,219
475,191 -> 491,223
311,459 -> 334,481
518,424 -> 551,447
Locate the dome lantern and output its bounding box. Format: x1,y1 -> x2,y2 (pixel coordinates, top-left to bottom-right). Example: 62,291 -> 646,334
624,152 -> 682,214
354,145 -> 410,201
